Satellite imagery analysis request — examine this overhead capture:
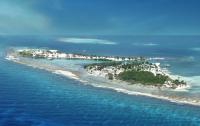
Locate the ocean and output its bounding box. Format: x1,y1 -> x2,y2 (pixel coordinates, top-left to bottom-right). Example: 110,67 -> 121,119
0,35 -> 200,126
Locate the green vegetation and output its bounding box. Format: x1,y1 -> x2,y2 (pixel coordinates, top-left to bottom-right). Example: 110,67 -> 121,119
121,61 -> 150,70
84,58 -> 187,87
19,51 -> 33,57
84,61 -> 146,68
107,73 -> 114,80
93,59 -> 112,61
84,61 -> 122,70
18,51 -> 45,58
172,79 -> 186,85
117,70 -> 169,85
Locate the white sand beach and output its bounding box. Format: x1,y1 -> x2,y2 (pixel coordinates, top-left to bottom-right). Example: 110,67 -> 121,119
53,70 -> 79,80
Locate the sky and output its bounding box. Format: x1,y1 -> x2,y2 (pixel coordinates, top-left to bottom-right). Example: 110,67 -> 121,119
0,0 -> 200,35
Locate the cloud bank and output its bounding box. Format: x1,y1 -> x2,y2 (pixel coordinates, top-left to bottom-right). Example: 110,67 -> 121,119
58,37 -> 117,45
190,47 -> 200,52
132,42 -> 158,46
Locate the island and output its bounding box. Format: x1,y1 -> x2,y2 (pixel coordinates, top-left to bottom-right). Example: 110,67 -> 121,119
84,61 -> 187,89
16,48 -> 139,61
7,48 -> 187,89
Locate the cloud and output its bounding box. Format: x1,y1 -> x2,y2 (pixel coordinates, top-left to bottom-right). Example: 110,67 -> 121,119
57,37 -> 117,45
190,47 -> 200,52
132,42 -> 158,46
0,1 -> 51,34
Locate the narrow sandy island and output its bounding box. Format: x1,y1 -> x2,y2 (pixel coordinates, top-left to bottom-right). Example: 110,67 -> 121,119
5,52 -> 200,107
5,54 -> 83,82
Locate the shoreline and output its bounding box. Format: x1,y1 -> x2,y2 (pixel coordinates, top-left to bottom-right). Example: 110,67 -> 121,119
5,54 -> 200,107
88,83 -> 200,107
81,73 -> 200,107
6,55 -> 85,82
53,70 -> 79,80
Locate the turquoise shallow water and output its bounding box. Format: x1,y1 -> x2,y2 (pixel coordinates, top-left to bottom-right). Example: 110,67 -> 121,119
1,36 -> 200,125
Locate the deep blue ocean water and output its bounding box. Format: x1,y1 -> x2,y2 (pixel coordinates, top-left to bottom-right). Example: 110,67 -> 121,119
1,35 -> 200,126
